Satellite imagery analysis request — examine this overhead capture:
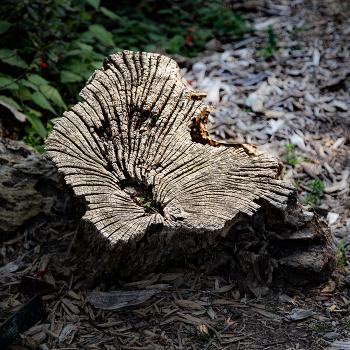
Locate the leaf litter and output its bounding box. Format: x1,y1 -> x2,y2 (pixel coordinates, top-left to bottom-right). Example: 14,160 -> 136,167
1,0 -> 350,349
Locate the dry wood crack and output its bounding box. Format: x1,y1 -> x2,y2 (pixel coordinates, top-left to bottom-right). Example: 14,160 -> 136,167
45,51 -> 336,294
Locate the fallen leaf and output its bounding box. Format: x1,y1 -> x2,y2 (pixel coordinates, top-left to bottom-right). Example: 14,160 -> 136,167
175,299 -> 203,310
321,280 -> 335,293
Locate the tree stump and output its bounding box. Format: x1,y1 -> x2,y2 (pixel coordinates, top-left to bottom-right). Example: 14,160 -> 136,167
45,51 -> 336,295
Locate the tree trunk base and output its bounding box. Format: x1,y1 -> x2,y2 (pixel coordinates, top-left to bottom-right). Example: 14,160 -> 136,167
44,51 -> 336,295
73,195 -> 335,295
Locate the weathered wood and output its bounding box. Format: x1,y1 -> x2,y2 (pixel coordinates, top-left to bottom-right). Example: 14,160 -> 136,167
45,51 -> 336,294
0,138 -> 62,235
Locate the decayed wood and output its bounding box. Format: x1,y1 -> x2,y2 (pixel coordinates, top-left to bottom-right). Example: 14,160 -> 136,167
0,138 -> 61,235
45,51 -> 336,294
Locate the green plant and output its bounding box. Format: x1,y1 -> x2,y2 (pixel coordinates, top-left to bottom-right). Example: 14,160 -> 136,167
187,326 -> 193,344
313,322 -> 324,331
0,307 -> 10,318
285,144 -> 299,165
140,198 -> 145,202
197,327 -> 211,342
294,23 -> 309,34
267,25 -> 277,49
145,202 -> 151,207
0,0 -> 105,150
338,250 -> 346,269
305,180 -> 325,205
259,25 -> 278,58
343,320 -> 350,330
337,236 -> 346,256
21,132 -> 45,154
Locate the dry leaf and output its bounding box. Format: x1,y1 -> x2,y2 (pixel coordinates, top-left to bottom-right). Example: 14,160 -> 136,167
175,299 -> 203,310
214,284 -> 235,293
321,280 -> 335,293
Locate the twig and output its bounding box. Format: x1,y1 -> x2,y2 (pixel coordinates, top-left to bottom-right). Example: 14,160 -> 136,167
206,323 -> 222,343
0,66 -> 34,90
237,323 -> 246,334
0,50 -> 16,60
203,338 -> 213,350
66,228 -> 78,258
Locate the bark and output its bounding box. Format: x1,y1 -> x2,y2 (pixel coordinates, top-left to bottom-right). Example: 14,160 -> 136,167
45,51 -> 336,294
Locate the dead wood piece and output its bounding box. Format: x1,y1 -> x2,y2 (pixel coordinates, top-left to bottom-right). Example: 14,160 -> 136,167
86,287 -> 168,310
0,138 -> 64,235
45,51 -> 336,294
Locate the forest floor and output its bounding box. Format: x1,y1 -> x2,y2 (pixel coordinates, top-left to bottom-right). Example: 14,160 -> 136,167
1,0 -> 350,349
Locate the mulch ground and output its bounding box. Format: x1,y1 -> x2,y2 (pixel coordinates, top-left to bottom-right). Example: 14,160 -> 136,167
1,0 -> 350,349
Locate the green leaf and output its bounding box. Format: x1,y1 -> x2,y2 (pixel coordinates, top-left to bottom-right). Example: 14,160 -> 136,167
76,41 -> 93,51
89,24 -> 115,47
25,106 -> 42,117
337,235 -> 346,255
25,113 -> 47,138
82,69 -> 96,81
32,91 -> 57,115
90,51 -> 106,60
100,7 -> 122,20
39,84 -> 66,109
91,61 -> 103,69
79,31 -> 95,43
81,12 -> 92,21
18,86 -> 32,100
65,49 -> 83,57
86,0 -> 100,10
60,70 -> 83,84
0,20 -> 11,34
27,74 -> 50,86
20,79 -> 39,91
0,77 -> 19,90
0,95 -> 22,110
157,9 -> 173,15
0,49 -> 28,69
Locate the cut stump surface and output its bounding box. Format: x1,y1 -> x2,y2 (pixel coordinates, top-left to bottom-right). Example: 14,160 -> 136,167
45,51 -> 336,294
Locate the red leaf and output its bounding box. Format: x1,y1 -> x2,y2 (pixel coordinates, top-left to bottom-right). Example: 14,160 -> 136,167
36,266 -> 50,276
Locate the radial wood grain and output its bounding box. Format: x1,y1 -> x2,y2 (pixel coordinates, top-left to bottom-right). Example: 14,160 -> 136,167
45,51 -> 336,293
